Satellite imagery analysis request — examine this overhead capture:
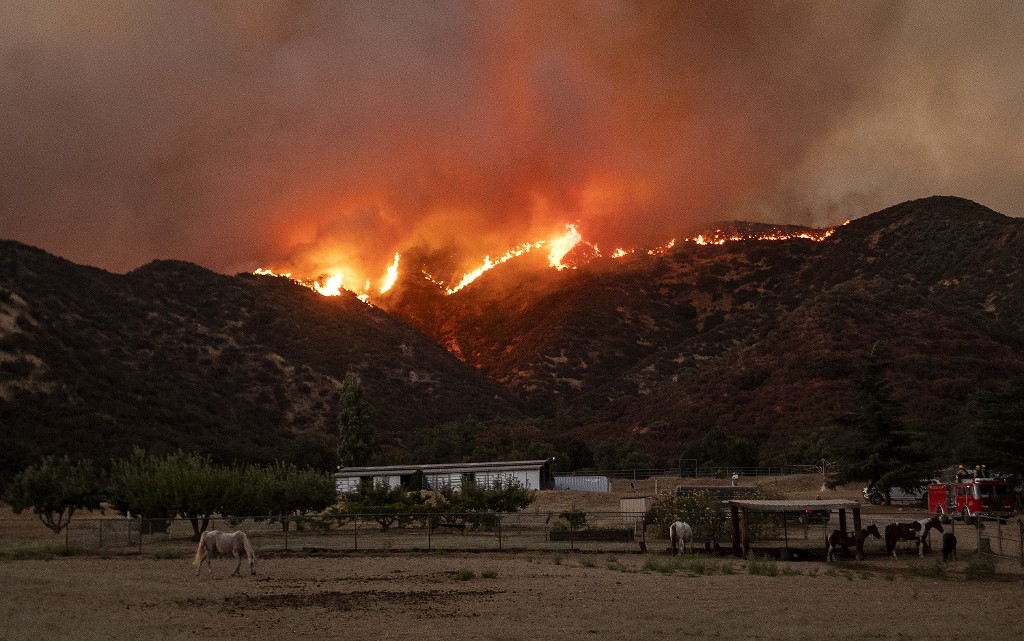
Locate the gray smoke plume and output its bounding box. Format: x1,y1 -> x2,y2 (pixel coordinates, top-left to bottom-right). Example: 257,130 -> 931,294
1,1 -> 1020,281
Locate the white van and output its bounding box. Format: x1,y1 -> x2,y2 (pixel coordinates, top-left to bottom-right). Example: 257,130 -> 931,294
862,481 -> 937,505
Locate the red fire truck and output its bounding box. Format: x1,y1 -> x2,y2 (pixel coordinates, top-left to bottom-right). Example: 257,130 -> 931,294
928,477 -> 1016,523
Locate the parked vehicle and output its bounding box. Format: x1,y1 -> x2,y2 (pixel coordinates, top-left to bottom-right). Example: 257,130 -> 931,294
798,508 -> 830,525
928,477 -> 1016,524
862,481 -> 935,506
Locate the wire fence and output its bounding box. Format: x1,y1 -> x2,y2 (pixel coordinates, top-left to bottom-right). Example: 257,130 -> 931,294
0,511 -> 651,556
579,465 -> 817,480
3,509 -> 1020,563
740,512 -> 1024,563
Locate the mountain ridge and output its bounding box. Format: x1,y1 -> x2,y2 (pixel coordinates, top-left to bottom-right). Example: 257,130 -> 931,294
2,195 -> 1022,475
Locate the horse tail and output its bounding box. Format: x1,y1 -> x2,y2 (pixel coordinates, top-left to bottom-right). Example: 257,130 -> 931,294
192,530 -> 208,568
243,532 -> 255,560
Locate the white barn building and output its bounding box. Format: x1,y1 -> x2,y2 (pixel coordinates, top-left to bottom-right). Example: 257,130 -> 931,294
334,460 -> 553,494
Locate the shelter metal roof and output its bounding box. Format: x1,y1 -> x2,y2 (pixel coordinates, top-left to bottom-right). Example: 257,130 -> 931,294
334,459 -> 550,478
725,499 -> 861,512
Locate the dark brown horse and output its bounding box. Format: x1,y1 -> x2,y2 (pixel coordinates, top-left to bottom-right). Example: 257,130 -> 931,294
884,517 -> 942,559
826,524 -> 881,562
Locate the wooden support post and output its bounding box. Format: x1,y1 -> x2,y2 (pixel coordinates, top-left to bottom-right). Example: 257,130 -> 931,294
741,508 -> 751,559
731,505 -> 742,557
852,507 -> 863,561
838,508 -> 847,535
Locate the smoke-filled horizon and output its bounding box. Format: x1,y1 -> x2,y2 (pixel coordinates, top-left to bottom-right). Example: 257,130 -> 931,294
2,1 -> 1022,284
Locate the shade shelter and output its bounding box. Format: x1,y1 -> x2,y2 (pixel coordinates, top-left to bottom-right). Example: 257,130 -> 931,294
726,498 -> 862,559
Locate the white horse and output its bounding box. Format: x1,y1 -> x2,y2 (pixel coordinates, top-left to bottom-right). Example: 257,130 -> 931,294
192,530 -> 256,576
669,520 -> 693,555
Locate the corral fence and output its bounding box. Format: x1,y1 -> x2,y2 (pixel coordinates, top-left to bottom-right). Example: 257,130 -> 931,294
5,510 -> 1021,563
581,465 -> 816,480
738,511 -> 1024,563
0,511 -> 652,556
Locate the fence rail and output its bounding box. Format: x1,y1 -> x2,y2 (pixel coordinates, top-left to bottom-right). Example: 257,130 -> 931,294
3,509 -> 1021,563
0,511 -> 651,555
572,465 -> 817,480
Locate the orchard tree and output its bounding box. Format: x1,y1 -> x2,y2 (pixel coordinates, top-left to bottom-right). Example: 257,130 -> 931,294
341,479 -> 427,531
434,478 -> 536,530
109,448 -> 177,524
3,456 -> 105,534
168,452 -> 234,541
337,373 -> 376,467
222,462 -> 336,532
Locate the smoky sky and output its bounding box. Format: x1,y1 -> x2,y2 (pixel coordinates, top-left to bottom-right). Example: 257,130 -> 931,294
2,0 -> 1022,282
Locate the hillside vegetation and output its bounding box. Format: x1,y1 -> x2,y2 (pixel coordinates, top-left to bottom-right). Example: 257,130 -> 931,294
0,246 -> 520,479
2,196 -> 1022,477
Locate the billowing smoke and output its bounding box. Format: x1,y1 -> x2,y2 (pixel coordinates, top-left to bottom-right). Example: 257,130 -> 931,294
1,1 -> 1021,283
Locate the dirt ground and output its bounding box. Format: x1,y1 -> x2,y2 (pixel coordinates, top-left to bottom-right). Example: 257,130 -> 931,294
2,475 -> 1023,641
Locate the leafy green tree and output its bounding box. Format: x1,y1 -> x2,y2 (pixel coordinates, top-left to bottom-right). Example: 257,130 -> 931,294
337,373 -> 376,467
434,478 -> 536,530
646,485 -> 784,546
109,448 -> 177,523
223,462 -> 336,532
167,452 -> 234,541
827,344 -> 934,502
646,491 -> 727,544
456,478 -> 535,513
3,456 -> 105,534
341,479 -> 427,531
220,464 -> 266,520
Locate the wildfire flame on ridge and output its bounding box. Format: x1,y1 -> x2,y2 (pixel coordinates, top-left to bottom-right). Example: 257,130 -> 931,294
444,224 -> 583,294
254,220 -> 847,302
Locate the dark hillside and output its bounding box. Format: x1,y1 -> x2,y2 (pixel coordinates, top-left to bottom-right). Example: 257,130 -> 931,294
383,196 -> 1024,464
2,195 -> 1021,474
0,243 -> 521,478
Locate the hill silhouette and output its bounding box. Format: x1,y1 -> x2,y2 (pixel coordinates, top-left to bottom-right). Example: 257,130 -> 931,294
2,195 -> 1022,475
0,245 -> 521,478
380,196 -> 1024,463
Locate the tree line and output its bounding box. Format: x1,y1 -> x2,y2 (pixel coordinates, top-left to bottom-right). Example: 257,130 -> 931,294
3,448 -> 538,540
3,448 -> 337,540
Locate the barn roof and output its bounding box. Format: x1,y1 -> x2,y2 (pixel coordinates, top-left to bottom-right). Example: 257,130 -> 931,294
334,460 -> 550,478
725,498 -> 861,512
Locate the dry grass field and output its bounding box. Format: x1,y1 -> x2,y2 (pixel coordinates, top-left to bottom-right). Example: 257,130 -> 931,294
2,474 -> 1023,641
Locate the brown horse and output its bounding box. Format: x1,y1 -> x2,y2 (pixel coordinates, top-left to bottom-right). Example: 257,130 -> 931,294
884,517 -> 942,559
192,530 -> 256,576
826,524 -> 881,562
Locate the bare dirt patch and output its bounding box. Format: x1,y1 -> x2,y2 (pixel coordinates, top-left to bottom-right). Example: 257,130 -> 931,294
2,477 -> 1022,641
2,548 -> 1023,641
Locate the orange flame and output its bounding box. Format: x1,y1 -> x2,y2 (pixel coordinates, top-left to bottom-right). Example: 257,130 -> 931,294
380,253 -> 400,294
445,224 -> 583,294
256,220 -> 846,300
254,253 -> 402,303
314,274 -> 345,297
547,224 -> 582,270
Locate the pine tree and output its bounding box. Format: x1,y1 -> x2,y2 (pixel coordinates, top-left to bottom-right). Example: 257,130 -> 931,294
828,343 -> 934,502
337,373 -> 376,467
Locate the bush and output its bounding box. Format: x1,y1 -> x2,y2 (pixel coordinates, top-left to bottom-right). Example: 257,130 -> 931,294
746,555 -> 779,576
908,560 -> 946,580
965,554 -> 996,581
559,506 -> 587,530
